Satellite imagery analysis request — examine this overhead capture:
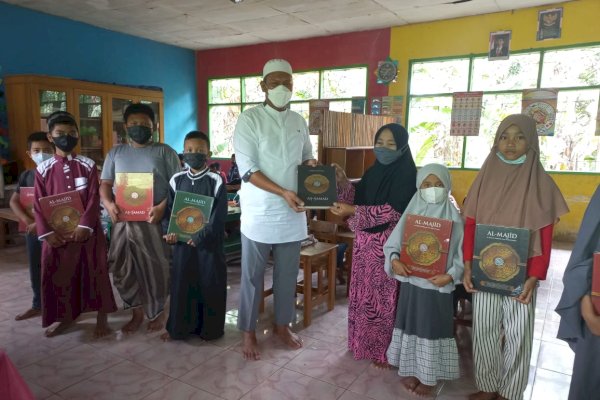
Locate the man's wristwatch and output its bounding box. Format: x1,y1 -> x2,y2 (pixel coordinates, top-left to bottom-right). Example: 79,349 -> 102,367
242,170 -> 254,183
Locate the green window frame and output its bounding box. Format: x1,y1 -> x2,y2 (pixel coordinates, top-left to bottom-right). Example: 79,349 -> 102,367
208,65 -> 369,158
406,42 -> 600,173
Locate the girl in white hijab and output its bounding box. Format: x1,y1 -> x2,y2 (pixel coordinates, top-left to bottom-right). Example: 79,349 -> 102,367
383,163 -> 464,397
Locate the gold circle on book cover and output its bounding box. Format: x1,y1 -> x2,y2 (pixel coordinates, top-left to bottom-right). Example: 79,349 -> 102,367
406,231 -> 441,266
304,174 -> 330,195
479,243 -> 520,282
123,186 -> 148,206
176,206 -> 204,234
49,207 -> 81,233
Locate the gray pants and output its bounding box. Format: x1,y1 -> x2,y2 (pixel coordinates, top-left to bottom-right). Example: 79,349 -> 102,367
237,233 -> 301,331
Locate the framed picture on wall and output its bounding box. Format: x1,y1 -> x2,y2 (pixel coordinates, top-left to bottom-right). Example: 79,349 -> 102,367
537,8 -> 563,41
488,31 -> 511,60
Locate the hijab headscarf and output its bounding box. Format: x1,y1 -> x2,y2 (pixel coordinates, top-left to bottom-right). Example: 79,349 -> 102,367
556,185 -> 600,347
383,163 -> 464,293
354,123 -> 417,232
462,114 -> 569,257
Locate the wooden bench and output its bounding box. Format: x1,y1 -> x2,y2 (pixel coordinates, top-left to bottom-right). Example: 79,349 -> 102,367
0,208 -> 20,248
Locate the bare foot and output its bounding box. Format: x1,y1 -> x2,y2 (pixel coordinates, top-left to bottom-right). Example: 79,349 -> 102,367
401,376 -> 420,392
93,312 -> 111,338
372,360 -> 392,369
242,331 -> 260,360
273,324 -> 303,349
121,308 -> 144,334
160,332 -> 171,342
45,321 -> 73,337
147,313 -> 165,332
468,391 -> 499,400
414,383 -> 435,397
15,308 -> 41,321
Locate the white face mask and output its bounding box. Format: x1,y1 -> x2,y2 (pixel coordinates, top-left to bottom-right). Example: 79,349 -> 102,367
31,152 -> 53,165
267,85 -> 292,108
420,187 -> 447,204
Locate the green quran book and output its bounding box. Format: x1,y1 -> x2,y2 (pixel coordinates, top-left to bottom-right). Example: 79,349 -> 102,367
167,191 -> 214,242
472,224 -> 530,297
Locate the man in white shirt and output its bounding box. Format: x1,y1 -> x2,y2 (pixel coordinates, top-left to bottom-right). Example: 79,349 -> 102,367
233,59 -> 316,360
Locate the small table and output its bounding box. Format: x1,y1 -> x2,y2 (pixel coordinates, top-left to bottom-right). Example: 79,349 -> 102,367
335,230 -> 355,296
0,208 -> 20,249
296,242 -> 338,327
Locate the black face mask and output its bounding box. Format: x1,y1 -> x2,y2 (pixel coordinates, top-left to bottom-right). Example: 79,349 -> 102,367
182,153 -> 208,170
127,125 -> 153,144
52,135 -> 78,152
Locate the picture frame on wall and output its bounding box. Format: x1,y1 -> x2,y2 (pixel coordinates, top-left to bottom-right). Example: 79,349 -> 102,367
488,30 -> 511,60
537,8 -> 563,41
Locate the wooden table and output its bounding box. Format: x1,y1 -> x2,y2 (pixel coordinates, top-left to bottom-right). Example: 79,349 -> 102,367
335,230 -> 355,296
0,208 -> 20,248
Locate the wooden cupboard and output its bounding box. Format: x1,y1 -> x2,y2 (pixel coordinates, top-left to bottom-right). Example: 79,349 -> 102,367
324,147 -> 375,180
4,75 -> 164,171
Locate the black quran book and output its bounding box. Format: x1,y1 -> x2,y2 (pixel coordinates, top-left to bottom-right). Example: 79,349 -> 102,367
297,165 -> 337,209
472,224 -> 530,297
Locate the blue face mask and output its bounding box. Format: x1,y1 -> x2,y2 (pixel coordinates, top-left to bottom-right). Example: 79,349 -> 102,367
374,144 -> 408,165
496,151 -> 527,165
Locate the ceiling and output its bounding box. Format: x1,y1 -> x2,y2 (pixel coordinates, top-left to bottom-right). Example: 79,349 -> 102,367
4,0 -> 570,50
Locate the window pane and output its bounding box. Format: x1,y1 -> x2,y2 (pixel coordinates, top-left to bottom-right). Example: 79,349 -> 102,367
209,105 -> 241,158
538,89 -> 600,172
321,67 -> 367,99
292,72 -> 319,101
243,76 -> 263,103
209,78 -> 241,104
471,53 -> 540,91
407,96 -> 463,167
329,100 -> 352,113
410,59 -> 469,95
541,46 -> 600,88
464,93 -> 522,168
290,102 -> 309,124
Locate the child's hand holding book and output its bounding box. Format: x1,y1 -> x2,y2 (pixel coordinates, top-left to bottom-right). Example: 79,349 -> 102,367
391,259 -> 410,277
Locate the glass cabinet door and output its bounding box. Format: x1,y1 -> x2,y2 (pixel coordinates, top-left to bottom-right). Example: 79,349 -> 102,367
140,100 -> 161,142
78,94 -> 104,165
111,98 -> 133,146
39,90 -> 67,130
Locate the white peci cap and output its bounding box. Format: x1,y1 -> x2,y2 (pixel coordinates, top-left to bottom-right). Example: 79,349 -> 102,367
262,59 -> 293,79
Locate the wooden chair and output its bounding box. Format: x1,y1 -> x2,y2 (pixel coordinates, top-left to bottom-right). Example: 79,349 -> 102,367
260,241 -> 338,327
295,242 -> 338,327
308,219 -> 337,243
309,219 -> 351,287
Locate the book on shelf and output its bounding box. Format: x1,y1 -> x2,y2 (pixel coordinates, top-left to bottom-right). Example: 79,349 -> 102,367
115,172 -> 154,221
472,224 -> 530,296
166,191 -> 214,242
399,214 -> 453,279
38,190 -> 85,235
297,165 -> 337,209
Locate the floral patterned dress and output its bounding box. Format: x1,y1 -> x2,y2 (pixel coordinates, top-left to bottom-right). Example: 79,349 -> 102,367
339,183 -> 401,363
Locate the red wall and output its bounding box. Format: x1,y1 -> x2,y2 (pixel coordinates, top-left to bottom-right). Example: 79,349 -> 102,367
196,28 -> 391,167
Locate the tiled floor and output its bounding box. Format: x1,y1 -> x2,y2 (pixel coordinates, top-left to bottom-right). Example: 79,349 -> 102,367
0,241 -> 574,400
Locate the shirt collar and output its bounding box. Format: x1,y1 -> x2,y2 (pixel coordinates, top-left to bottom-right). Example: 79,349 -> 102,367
187,166 -> 209,180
